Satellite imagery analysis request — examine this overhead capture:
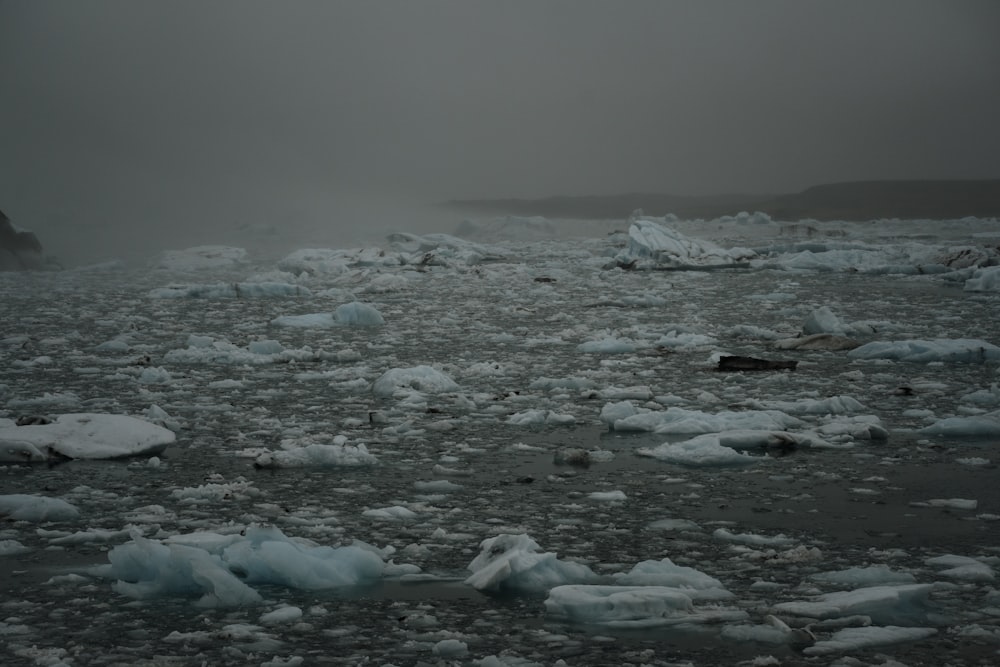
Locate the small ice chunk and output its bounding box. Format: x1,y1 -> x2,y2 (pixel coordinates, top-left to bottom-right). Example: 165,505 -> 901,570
259,606 -> 303,625
638,435 -> 756,466
713,528 -> 797,547
612,557 -> 728,596
431,639 -> 468,657
372,366 -> 459,396
911,498 -> 978,510
334,301 -> 385,326
254,443 -> 377,468
811,565 -> 916,587
588,490 -> 626,502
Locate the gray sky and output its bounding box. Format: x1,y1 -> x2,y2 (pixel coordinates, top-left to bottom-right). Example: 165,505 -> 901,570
2,1 -> 999,262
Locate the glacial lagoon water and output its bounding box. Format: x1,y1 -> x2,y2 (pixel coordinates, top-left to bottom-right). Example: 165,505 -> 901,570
2,216 -> 1000,666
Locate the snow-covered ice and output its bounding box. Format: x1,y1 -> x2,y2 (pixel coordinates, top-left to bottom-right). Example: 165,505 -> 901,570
0,413 -> 175,460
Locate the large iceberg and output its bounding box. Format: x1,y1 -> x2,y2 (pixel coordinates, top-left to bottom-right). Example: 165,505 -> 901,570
608,216 -> 755,269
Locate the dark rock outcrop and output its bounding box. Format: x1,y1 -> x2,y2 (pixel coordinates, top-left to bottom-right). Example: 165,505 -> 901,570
0,209 -> 46,270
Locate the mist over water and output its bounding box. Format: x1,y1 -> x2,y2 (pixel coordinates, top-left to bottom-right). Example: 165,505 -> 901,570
37,193 -> 461,267
2,1 -> 999,267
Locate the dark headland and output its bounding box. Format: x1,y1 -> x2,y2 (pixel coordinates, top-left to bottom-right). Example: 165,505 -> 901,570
444,179 -> 1000,221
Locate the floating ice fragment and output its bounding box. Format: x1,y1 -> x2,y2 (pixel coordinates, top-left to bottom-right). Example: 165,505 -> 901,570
576,337 -> 637,354
506,409 -> 575,425
720,614 -> 816,645
637,436 -> 756,467
588,490 -> 626,502
964,265 -> 1000,291
432,639 -> 468,657
956,457 -> 990,466
848,339 -> 1000,363
810,565 -> 916,587
0,539 -> 31,555
772,584 -> 934,625
259,606 -> 303,625
803,625 -> 937,656
647,518 -> 701,532
333,301 -> 385,326
414,479 -> 463,493
738,395 -> 868,415
910,498 -> 978,510
254,443 -> 377,468
610,405 -> 804,434
105,533 -> 263,607
926,554 -> 995,581
612,557 -> 728,596
544,584 -> 747,628
713,528 -> 797,547
465,533 -> 597,593
608,217 -> 755,270
372,366 -> 459,396
0,413 -> 175,460
774,333 -> 861,350
919,411 -> 1000,437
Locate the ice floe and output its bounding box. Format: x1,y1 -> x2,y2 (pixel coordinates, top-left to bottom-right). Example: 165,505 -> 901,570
847,338 -> 1000,363
0,413 -> 175,460
544,584 -> 747,628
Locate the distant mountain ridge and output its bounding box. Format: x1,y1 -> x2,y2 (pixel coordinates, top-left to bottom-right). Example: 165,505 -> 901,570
444,179 -> 1000,221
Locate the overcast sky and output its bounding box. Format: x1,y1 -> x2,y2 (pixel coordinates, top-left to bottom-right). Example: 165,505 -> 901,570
2,1 -> 999,261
